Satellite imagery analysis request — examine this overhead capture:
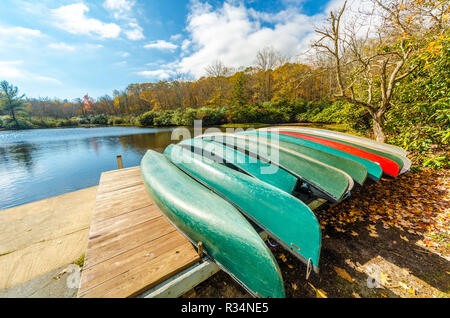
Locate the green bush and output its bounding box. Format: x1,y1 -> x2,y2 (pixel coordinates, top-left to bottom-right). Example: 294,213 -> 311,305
90,114 -> 108,125
138,110 -> 159,126
56,119 -> 79,127
2,117 -> 34,129
153,111 -> 174,126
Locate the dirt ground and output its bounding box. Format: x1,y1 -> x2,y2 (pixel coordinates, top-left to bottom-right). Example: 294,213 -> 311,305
191,169 -> 449,298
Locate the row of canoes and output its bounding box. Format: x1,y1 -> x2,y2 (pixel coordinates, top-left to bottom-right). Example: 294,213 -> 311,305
141,126 -> 410,298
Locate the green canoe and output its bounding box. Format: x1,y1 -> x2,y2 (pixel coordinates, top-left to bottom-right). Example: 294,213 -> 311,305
165,144 -> 322,271
272,126 -> 408,157
237,131 -> 368,185
141,150 -> 285,298
201,133 -> 353,202
274,127 -> 411,174
245,130 -> 383,181
178,138 -> 298,194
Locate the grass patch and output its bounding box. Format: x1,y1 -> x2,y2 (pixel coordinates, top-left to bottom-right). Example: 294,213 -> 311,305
74,253 -> 85,267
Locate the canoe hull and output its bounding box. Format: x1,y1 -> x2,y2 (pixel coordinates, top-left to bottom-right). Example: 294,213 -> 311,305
165,143 -> 322,270
202,133 -> 352,202
274,131 -> 401,177
179,138 -> 298,194
271,126 -> 408,157
141,150 -> 285,298
239,131 -> 368,185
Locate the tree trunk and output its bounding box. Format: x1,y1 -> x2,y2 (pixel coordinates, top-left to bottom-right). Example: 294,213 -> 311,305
372,114 -> 386,143
11,108 -> 18,126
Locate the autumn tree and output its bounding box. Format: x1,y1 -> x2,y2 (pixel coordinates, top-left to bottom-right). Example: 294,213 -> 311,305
82,94 -> 94,115
313,0 -> 437,142
0,81 -> 27,126
231,71 -> 248,107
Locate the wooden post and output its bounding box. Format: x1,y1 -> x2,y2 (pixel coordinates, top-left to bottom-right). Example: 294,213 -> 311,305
197,242 -> 203,259
116,155 -> 123,169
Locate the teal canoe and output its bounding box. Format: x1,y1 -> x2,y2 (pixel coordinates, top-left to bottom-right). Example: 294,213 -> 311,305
274,127 -> 411,174
141,150 -> 285,298
271,126 -> 408,157
201,133 -> 353,202
178,138 -> 298,194
238,131 -> 368,185
165,143 -> 322,271
242,130 -> 383,181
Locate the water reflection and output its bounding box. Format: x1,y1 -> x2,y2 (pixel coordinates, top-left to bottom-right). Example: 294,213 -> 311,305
0,126 -> 251,210
7,143 -> 37,171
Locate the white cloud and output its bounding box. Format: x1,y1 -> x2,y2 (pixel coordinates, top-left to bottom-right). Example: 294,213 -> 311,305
136,69 -> 176,80
51,3 -> 121,39
118,51 -> 130,57
124,22 -> 144,40
103,0 -> 134,18
0,61 -> 60,84
48,42 -> 76,51
0,61 -> 24,78
144,40 -> 178,51
170,34 -> 183,41
0,26 -> 43,39
181,39 -> 191,51
158,0 -> 372,79
174,1 -> 317,77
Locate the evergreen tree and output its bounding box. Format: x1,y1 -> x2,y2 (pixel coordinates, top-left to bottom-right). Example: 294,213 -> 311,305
0,81 -> 27,127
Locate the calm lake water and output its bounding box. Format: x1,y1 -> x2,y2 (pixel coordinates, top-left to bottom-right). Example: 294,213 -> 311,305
0,126 -> 240,210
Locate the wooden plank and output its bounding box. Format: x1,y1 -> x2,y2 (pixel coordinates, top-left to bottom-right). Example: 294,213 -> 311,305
78,231 -> 188,296
78,167 -> 200,298
89,205 -> 160,237
84,216 -> 174,269
80,242 -> 199,298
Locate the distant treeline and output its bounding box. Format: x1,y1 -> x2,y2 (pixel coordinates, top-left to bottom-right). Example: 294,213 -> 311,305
1,0 -> 448,168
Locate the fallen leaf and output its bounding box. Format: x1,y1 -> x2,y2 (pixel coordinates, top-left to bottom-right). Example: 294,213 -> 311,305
380,272 -> 391,286
400,235 -> 409,242
316,289 -> 328,298
291,283 -> 298,290
279,253 -> 287,262
334,266 -> 354,283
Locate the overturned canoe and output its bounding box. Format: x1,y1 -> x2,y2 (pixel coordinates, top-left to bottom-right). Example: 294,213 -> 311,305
179,138 -> 298,194
165,143 -> 322,271
273,127 -> 411,175
274,131 -> 401,177
201,133 -> 353,202
242,130 -> 382,181
295,132 -> 410,175
141,150 -> 285,298
238,131 -> 368,185
272,126 -> 407,157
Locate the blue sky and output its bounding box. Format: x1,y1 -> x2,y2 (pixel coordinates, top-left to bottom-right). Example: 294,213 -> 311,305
0,0 -> 340,100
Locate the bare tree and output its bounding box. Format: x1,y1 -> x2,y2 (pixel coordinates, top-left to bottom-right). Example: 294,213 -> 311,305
205,60 -> 232,77
255,47 -> 283,102
313,0 -> 425,142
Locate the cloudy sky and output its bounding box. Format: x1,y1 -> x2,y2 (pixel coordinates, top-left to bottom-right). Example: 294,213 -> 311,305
0,0 -> 346,100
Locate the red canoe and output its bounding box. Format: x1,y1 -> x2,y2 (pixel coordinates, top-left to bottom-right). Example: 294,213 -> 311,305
274,131 -> 400,177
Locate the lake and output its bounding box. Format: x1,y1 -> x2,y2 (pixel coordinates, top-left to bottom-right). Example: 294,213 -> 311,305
0,126 -> 242,210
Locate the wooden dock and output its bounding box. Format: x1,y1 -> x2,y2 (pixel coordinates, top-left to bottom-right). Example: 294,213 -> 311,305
77,167 -> 201,298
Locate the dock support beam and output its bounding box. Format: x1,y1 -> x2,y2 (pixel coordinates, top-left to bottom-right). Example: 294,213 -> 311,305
116,155 -> 123,169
